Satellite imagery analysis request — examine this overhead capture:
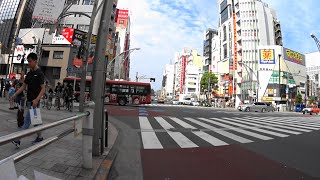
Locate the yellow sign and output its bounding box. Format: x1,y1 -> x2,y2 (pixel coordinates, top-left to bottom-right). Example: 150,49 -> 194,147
262,97 -> 274,101
285,49 -> 303,61
260,49 -> 275,64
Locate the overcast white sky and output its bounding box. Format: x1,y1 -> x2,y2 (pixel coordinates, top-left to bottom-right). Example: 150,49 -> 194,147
117,0 -> 320,90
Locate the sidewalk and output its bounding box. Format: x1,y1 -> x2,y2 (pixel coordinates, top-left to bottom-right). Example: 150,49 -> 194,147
0,98 -> 118,180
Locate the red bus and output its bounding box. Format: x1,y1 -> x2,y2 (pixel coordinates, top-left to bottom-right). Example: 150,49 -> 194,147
63,77 -> 152,105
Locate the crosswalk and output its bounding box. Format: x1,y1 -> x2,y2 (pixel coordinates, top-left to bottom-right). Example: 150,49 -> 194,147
138,116 -> 320,149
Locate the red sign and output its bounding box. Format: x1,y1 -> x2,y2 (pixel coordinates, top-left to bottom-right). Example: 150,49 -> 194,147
116,9 -> 129,28
62,28 -> 74,43
233,13 -> 238,70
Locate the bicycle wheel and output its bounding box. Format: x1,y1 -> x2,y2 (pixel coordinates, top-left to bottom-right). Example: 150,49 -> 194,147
47,100 -> 52,110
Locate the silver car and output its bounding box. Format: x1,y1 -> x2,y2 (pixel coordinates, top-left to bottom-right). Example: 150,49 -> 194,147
238,102 -> 275,112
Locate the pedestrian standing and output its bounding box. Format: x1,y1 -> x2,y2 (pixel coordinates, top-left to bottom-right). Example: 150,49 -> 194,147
9,85 -> 15,109
0,78 -> 4,97
4,80 -> 10,100
11,53 -> 45,148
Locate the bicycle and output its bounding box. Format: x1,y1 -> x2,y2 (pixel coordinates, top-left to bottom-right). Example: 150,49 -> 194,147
54,93 -> 62,110
65,95 -> 74,112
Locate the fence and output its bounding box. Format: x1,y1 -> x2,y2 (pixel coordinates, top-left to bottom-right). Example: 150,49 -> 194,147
0,102 -> 95,169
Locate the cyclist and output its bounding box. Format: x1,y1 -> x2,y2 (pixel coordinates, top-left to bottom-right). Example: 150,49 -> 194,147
54,82 -> 63,109
64,83 -> 74,110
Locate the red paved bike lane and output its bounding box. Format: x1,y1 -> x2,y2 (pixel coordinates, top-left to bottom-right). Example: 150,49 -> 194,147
141,145 -> 315,180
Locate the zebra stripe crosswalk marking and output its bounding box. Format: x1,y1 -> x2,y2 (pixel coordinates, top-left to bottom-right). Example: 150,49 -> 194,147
233,117 -> 301,135
139,116 -> 163,149
184,117 -> 253,143
155,117 -> 198,148
219,118 -> 289,138
138,116 -> 319,149
169,117 -> 228,146
244,117 -> 317,131
201,118 -> 273,140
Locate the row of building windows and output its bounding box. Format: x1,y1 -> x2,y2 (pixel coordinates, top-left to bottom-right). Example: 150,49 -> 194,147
70,0 -> 95,5
307,66 -> 320,71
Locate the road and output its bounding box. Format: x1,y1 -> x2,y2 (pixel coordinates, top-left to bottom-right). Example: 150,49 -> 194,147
107,103 -> 320,180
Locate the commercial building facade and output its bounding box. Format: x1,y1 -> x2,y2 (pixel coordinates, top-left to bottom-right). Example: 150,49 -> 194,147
0,0 -> 37,76
258,46 -> 306,109
216,0 -> 283,107
162,64 -> 175,98
173,48 -> 203,97
305,52 -> 320,102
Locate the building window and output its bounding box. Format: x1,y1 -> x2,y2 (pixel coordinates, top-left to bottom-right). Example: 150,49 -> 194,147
223,26 -> 227,41
42,50 -> 50,58
77,24 -> 90,32
53,51 -> 64,59
223,44 -> 227,59
82,0 -> 95,5
52,67 -> 61,79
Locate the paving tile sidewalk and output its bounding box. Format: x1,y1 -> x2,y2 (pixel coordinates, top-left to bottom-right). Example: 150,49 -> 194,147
0,98 -> 118,180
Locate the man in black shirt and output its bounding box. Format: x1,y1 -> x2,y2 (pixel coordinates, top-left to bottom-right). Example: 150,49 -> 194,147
0,78 -> 4,97
11,53 -> 45,148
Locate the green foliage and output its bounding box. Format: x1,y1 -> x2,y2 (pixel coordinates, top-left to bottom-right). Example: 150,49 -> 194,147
309,96 -> 315,105
296,93 -> 302,104
200,72 -> 218,92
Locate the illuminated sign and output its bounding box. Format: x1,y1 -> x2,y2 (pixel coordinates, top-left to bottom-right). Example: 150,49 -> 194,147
283,48 -> 305,65
259,49 -> 275,64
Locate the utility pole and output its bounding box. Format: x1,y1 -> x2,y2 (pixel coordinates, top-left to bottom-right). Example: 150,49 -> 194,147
91,0 -> 114,156
79,0 -> 100,112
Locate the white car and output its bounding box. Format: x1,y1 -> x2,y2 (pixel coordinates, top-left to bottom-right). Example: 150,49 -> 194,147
183,97 -> 192,105
191,101 -> 200,106
172,100 -> 180,105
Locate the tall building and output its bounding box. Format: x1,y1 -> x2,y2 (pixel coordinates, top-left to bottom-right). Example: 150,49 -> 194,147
174,48 -> 203,96
0,0 -> 37,76
114,8 -> 131,80
162,64 -> 175,98
305,52 -> 320,100
216,0 -> 283,106
60,0 -> 95,32
203,28 -> 219,73
0,0 -> 37,54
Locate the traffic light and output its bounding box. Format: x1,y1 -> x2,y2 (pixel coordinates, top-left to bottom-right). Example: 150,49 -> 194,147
150,78 -> 155,82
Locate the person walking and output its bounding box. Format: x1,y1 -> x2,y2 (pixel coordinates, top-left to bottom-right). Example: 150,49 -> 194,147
9,85 -> 15,109
11,53 -> 45,148
0,78 -> 4,97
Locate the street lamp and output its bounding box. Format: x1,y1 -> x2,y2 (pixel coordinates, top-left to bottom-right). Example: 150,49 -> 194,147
238,62 -> 259,102
106,48 -> 140,79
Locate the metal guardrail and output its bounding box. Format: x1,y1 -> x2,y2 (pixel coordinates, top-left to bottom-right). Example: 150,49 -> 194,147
0,102 -> 95,169
0,112 -> 89,146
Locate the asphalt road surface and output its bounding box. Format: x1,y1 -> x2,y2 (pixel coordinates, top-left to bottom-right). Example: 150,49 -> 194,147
107,103 -> 320,180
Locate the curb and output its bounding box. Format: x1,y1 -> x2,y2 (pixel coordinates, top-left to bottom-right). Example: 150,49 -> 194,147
94,117 -> 120,180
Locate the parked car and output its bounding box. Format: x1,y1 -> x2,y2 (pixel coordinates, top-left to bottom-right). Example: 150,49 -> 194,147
191,101 -> 200,106
157,97 -> 165,103
295,103 -> 306,112
302,105 -> 320,115
238,102 -> 275,112
172,100 -> 180,105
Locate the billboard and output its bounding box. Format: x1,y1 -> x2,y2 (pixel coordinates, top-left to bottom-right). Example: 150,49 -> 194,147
259,49 -> 275,64
233,13 -> 238,70
32,0 -> 65,22
13,45 -> 36,64
283,47 -> 305,66
116,9 -> 129,29
52,28 -> 74,44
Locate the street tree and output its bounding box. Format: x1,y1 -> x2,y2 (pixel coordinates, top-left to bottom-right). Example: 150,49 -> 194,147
309,96 -> 315,105
200,72 -> 218,93
296,93 -> 303,104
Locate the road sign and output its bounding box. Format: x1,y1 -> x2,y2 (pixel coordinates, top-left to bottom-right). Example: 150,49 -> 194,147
66,66 -> 82,73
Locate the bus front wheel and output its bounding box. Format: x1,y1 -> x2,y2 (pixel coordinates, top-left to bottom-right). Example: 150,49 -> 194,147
119,98 -> 126,106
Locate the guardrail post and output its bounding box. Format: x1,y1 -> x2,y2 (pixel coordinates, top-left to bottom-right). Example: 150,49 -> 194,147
82,102 -> 95,169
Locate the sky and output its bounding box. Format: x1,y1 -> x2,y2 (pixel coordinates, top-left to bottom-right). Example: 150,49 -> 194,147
117,0 -> 320,90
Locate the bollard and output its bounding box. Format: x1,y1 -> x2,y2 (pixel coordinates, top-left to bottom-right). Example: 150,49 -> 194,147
82,101 -> 95,169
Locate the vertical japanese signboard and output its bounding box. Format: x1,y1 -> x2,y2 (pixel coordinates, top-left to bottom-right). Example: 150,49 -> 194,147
233,13 -> 238,70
